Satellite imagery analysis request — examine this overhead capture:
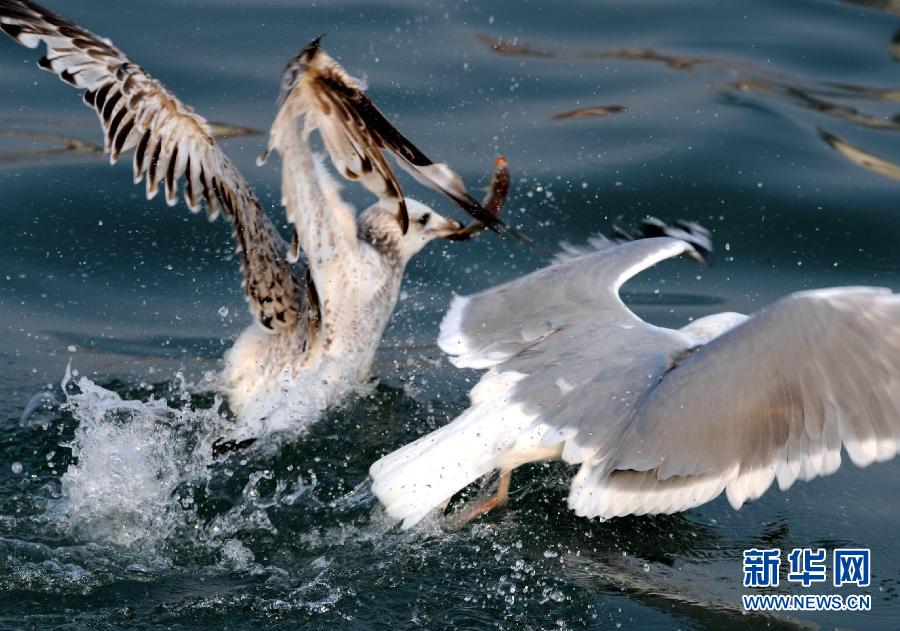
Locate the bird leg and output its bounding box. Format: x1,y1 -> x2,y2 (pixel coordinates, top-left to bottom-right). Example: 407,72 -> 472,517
448,470 -> 512,528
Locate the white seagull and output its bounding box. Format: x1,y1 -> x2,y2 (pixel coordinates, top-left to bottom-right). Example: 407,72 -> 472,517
371,235 -> 900,528
0,0 -> 509,437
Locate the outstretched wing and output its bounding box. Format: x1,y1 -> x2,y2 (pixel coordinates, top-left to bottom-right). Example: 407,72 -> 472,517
371,238 -> 700,527
265,38 -> 506,237
439,237 -> 696,368
569,286 -> 900,519
444,236 -> 702,469
442,237 -> 900,520
0,0 -> 307,331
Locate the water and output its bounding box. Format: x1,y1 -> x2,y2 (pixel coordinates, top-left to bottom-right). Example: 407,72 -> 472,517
2,0 -> 900,628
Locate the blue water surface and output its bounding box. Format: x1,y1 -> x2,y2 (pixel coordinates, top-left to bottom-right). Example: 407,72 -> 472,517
2,0 -> 900,628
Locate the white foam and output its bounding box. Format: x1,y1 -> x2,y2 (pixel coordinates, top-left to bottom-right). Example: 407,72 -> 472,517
53,373 -> 224,552
49,363 -> 375,560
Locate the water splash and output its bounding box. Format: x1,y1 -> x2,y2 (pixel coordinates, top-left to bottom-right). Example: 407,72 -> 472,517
51,369 -> 225,553
43,365 -> 385,559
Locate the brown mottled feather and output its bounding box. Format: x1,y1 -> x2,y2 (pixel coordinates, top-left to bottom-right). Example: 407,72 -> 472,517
267,38 -> 505,235
0,0 -> 309,332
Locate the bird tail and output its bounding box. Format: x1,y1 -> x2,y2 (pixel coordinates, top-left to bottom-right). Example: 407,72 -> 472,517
369,370 -> 536,529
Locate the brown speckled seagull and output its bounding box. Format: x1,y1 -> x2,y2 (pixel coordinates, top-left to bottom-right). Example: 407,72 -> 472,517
0,0 -> 509,436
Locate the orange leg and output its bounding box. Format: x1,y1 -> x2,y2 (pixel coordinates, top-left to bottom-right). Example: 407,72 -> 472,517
449,470 -> 512,528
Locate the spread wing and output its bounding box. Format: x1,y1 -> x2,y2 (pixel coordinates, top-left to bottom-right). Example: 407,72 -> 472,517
439,237 -> 696,369
370,238 -> 700,527
375,234 -> 900,527
437,236 -> 700,471
264,38 -> 506,237
444,237 -> 900,519
0,0 -> 308,332
570,286 -> 900,519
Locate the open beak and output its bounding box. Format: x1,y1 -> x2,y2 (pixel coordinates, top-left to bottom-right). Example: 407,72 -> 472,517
431,218 -> 465,239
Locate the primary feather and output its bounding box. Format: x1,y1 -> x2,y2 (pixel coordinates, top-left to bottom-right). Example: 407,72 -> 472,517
0,0 -> 307,333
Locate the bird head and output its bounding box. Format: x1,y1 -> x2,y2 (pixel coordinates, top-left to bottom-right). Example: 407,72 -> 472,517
360,199 -> 462,265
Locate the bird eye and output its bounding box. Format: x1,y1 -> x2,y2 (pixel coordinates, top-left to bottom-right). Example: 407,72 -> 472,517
418,213 -> 431,226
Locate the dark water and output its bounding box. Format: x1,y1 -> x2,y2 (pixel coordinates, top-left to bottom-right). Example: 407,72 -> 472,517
2,0 -> 900,628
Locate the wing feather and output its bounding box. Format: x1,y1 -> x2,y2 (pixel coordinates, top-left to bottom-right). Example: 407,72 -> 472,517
375,233 -> 900,526
438,237 -> 697,369
265,38 -> 505,235
0,0 -> 307,332
571,287 -> 900,518
370,238 -> 702,527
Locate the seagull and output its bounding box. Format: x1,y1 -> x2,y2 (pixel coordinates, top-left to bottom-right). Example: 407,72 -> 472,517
371,234 -> 900,528
0,0 -> 510,435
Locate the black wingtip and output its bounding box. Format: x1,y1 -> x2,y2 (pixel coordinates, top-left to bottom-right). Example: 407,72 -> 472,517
0,22 -> 24,41
620,216 -> 714,265
302,33 -> 326,60
666,219 -> 713,264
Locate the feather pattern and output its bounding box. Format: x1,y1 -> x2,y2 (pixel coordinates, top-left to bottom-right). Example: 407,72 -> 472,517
264,37 -> 506,236
0,0 -> 307,332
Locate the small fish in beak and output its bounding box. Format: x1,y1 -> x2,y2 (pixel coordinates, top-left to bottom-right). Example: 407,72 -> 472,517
447,156 -> 510,241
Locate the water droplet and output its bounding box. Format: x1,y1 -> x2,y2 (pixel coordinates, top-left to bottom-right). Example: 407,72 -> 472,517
11,462 -> 22,474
